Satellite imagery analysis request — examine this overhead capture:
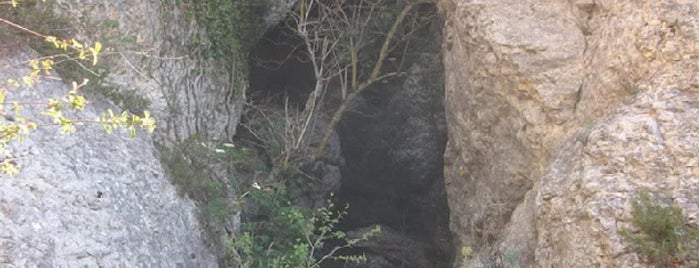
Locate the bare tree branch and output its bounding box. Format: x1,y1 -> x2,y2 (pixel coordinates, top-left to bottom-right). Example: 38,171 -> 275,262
312,1 -> 423,159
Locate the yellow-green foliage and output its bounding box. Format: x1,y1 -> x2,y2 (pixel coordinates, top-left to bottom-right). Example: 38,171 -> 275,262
3,0 -> 152,115
0,1 -> 155,174
460,246 -> 473,264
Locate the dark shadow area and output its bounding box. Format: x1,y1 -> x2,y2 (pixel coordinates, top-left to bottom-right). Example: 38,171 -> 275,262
331,5 -> 454,267
245,3 -> 454,267
248,19 -> 315,107
334,68 -> 453,268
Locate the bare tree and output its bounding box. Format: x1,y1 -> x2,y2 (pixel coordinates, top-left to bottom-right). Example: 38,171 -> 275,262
289,0 -> 431,159
236,1 -> 435,265
248,0 -> 433,185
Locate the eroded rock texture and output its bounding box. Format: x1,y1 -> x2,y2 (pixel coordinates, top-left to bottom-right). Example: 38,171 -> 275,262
0,51 -> 216,267
50,0 -> 291,143
537,89 -> 699,267
0,0 -> 290,266
438,0 -> 698,266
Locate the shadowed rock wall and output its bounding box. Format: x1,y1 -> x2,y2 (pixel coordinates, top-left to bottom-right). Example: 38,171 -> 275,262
336,19 -> 453,265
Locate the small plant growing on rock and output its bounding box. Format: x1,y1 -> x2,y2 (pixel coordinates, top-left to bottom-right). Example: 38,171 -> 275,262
234,189 -> 373,268
0,0 -> 155,174
619,192 -> 699,267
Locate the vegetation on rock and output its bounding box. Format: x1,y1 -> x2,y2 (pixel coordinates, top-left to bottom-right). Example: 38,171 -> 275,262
620,192 -> 699,267
0,0 -> 155,174
3,0 -> 429,266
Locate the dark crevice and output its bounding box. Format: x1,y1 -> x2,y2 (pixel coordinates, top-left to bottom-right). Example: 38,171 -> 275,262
331,4 -> 453,267
334,56 -> 452,268
248,19 -> 315,107
246,4 -> 453,267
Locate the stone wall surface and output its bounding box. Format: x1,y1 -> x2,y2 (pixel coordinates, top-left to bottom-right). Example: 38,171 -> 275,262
0,0 -> 300,266
51,0 -> 244,143
536,89 -> 699,267
50,0 -> 296,143
437,0 -> 698,266
0,51 -> 217,267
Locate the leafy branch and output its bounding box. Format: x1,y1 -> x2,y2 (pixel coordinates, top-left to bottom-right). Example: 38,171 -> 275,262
0,2 -> 155,174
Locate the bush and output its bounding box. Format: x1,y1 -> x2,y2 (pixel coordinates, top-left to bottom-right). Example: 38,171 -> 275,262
620,192 -> 699,267
235,187 -> 370,268
235,187 -> 314,267
157,134 -> 366,267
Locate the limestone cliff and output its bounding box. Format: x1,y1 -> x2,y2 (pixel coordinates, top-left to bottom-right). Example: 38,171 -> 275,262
51,0 -> 246,143
0,0 -> 280,265
0,50 -> 217,267
438,0 -> 698,267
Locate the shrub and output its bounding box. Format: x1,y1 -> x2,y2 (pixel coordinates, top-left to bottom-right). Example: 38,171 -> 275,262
620,192 -> 699,267
235,188 -> 371,268
235,187 -> 314,267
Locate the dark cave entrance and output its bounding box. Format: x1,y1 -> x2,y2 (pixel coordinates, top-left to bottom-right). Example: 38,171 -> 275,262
333,39 -> 453,268
248,19 -> 315,107
245,4 -> 453,267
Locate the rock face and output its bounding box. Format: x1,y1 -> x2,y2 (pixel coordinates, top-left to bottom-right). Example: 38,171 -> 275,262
295,118 -> 344,210
347,225 -> 430,268
537,89 -> 699,267
50,0 -> 288,143
0,0 -> 288,265
438,0 -> 698,266
0,51 -> 216,267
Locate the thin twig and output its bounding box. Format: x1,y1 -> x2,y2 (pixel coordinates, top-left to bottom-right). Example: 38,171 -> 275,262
0,17 -> 45,38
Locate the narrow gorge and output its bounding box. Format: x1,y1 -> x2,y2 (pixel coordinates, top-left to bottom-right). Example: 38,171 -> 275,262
1,0 -> 698,267
246,3 -> 454,266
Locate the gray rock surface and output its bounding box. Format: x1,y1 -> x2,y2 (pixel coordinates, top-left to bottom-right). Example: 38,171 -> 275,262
265,0 -> 298,30
0,1 -> 308,267
0,51 -> 216,267
50,0 -> 248,143
295,118 -> 343,210
48,0 -> 298,143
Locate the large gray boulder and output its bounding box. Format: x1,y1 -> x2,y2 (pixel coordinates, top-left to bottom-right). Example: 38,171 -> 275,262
0,50 -> 217,267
